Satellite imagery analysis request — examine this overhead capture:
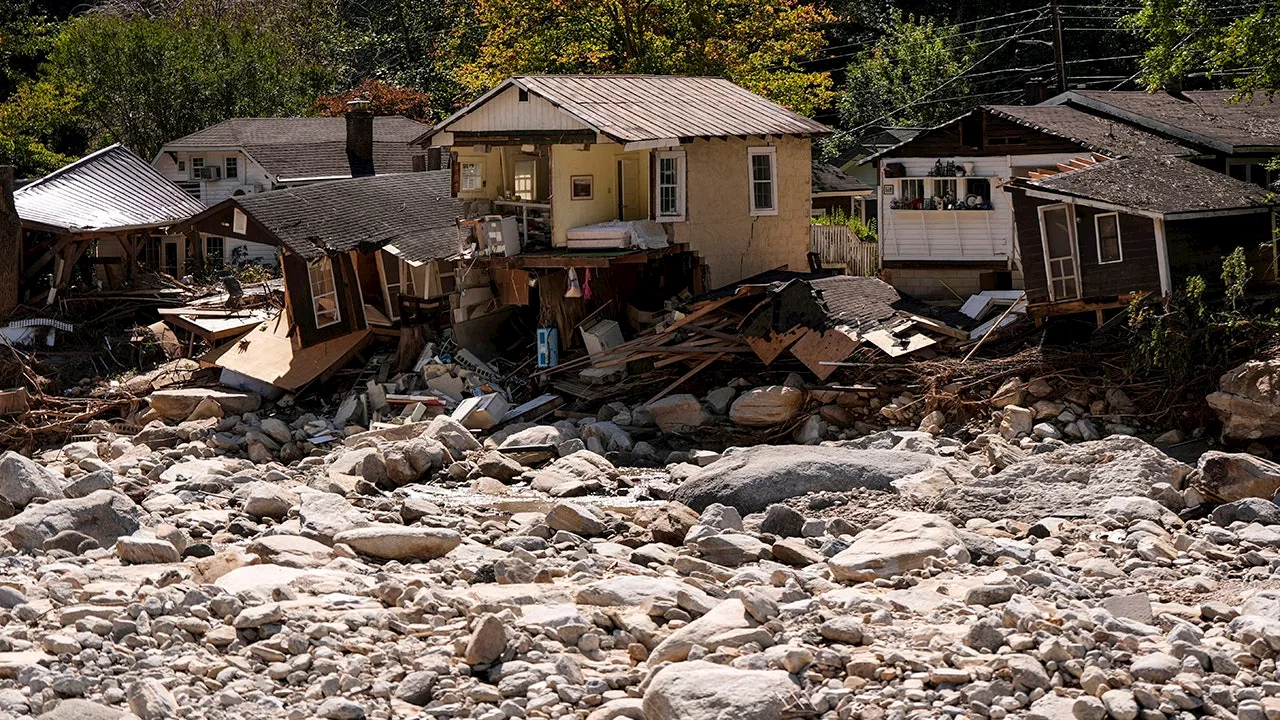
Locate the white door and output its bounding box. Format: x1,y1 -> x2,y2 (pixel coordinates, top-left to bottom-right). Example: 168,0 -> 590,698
617,158 -> 640,220
1039,204 -> 1080,301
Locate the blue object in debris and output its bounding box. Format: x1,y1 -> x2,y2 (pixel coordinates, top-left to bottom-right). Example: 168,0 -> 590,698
537,328 -> 559,368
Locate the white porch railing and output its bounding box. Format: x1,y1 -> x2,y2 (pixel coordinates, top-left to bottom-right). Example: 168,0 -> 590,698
810,225 -> 881,277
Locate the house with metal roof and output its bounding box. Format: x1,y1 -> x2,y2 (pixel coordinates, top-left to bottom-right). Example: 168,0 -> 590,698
413,74 -> 831,291
152,103 -> 432,269
179,171 -> 467,393
13,143 -> 206,301
1004,154 -> 1277,320
860,104 -> 1193,300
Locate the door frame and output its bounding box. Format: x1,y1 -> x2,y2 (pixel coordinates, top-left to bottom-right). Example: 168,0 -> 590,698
162,238 -> 182,277
1037,202 -> 1081,302
617,157 -> 640,221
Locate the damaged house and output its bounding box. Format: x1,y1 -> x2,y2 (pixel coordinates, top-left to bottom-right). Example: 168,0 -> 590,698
1005,154 -> 1278,320
153,103 -> 431,269
13,144 -> 206,302
178,170 -> 464,394
413,74 -> 830,292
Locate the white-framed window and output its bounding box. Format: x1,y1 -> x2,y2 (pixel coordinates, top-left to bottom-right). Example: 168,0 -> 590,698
205,236 -> 224,265
224,157 -> 238,179
932,178 -> 957,201
748,146 -> 777,215
309,257 -> 341,328
190,157 -> 204,181
655,150 -> 687,222
899,179 -> 926,202
1095,212 -> 1123,264
460,161 -> 484,192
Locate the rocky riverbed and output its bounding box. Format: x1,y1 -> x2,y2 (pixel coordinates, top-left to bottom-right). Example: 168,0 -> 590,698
3,407 -> 1280,720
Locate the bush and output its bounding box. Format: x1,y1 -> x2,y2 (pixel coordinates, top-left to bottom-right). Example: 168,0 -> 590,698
812,209 -> 878,243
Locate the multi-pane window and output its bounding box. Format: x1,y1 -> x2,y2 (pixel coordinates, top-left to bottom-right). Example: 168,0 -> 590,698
655,151 -> 686,221
748,147 -> 777,215
1095,213 -> 1123,263
460,162 -> 483,192
190,157 -> 204,180
932,178 -> 957,201
966,178 -> 992,203
309,257 -> 341,328
206,236 -> 224,265
900,179 -> 926,202
224,157 -> 238,179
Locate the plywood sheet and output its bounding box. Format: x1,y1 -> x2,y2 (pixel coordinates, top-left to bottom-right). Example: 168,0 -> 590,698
864,329 -> 936,357
789,326 -> 861,381
201,314 -> 372,392
745,326 -> 807,365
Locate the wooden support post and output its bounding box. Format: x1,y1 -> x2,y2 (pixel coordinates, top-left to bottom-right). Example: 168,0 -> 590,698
0,166 -> 19,316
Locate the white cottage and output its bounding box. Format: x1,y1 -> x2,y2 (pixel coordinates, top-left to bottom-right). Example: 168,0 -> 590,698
864,105 -> 1188,299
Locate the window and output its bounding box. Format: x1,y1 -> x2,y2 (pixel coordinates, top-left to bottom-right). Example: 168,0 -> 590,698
309,257 -> 341,328
655,150 -> 686,221
899,179 -> 926,202
177,160 -> 185,172
1229,160 -> 1275,189
224,157 -> 238,179
1095,213 -> 1123,263
205,236 -> 225,266
518,88 -> 530,102
932,178 -> 957,201
460,161 -> 484,192
748,147 -> 777,215
1039,204 -> 1079,301
960,114 -> 984,149
514,160 -> 537,200
965,178 -> 992,204
190,157 -> 204,180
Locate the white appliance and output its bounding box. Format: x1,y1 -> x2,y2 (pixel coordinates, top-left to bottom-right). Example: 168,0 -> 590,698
480,215 -> 520,256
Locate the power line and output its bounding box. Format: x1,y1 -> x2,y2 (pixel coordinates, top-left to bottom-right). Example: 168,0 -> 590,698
776,17 -> 1052,69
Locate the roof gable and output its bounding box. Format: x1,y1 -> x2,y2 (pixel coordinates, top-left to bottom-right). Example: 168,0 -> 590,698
16,144 -> 205,232
427,75 -> 830,145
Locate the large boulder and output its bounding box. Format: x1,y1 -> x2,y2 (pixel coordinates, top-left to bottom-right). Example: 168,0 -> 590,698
530,450 -> 616,494
0,451 -> 64,510
729,386 -> 806,427
332,524 -> 460,561
1208,359 -> 1280,441
648,599 -> 759,664
1194,451 -> 1280,503
828,512 -> 968,582
671,445 -> 936,513
642,661 -> 800,720
298,491 -> 370,544
148,388 -> 260,420
937,436 -> 1191,522
646,394 -> 709,432
0,490 -> 140,552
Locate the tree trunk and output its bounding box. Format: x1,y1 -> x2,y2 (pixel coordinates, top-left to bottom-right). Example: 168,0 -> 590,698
0,167 -> 20,317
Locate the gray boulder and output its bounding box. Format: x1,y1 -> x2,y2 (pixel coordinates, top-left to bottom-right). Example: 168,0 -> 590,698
298,491 -> 370,544
937,436 -> 1191,522
0,490 -> 140,552
642,661 -> 799,720
1212,497 -> 1280,526
1207,358 -> 1280,441
0,451 -> 64,510
672,445 -> 937,513
1195,451 -> 1280,503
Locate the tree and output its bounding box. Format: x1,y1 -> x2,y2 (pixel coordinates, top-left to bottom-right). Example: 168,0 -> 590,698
313,79 -> 436,120
1127,0 -> 1280,95
834,12 -> 975,135
459,0 -> 836,116
42,8 -> 333,158
0,78 -> 85,176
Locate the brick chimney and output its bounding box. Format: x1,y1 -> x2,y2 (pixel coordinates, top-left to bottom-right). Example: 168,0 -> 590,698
346,98 -> 374,177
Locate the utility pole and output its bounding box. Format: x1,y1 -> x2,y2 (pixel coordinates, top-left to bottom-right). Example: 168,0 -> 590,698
1050,0 -> 1067,94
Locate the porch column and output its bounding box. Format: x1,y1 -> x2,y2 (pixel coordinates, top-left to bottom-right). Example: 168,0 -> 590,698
1152,217 -> 1171,297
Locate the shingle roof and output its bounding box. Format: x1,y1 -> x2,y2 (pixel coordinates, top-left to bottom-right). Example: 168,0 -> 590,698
1022,155 -> 1275,216
161,117 -> 431,180
430,75 -> 831,144
812,161 -> 872,194
1051,90 -> 1280,152
227,171 -> 463,262
15,144 -> 205,232
986,105 -> 1191,158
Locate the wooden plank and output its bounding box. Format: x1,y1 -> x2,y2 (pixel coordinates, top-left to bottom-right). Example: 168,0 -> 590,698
789,326 -> 861,381
644,353 -> 725,405
682,323 -> 745,344
864,329 -> 936,357
903,313 -> 968,340
745,326 -> 807,365
661,294 -> 738,334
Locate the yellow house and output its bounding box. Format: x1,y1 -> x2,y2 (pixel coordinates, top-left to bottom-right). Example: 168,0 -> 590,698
412,75 -> 830,290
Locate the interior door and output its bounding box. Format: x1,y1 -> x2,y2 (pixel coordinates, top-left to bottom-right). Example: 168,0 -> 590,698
617,158 -> 640,220
162,240 -> 180,277
1040,205 -> 1080,301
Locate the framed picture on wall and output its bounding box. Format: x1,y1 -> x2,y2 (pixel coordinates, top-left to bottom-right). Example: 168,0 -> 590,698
571,175 -> 593,200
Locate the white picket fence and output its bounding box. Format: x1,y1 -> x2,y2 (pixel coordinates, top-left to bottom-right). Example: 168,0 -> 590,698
809,225 -> 880,277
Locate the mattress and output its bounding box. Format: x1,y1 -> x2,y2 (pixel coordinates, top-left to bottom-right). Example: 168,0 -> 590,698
566,221 -> 631,248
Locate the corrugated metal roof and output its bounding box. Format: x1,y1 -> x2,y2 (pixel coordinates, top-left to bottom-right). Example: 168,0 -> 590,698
431,75 -> 831,143
160,117 -> 431,180
15,144 -> 206,233
222,171 -> 463,263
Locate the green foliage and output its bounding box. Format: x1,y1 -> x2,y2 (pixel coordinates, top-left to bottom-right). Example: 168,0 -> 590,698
459,0 -> 836,116
0,77 -> 85,176
811,209 -> 878,243
835,12 -> 975,135
45,9 -> 333,158
1126,0 -> 1280,95
1128,247 -> 1278,384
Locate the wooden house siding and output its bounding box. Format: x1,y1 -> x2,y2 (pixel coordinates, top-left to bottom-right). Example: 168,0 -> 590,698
281,251 -> 366,347
1166,213 -> 1275,287
447,86 -> 592,135
153,149 -> 280,266
882,113 -> 1086,159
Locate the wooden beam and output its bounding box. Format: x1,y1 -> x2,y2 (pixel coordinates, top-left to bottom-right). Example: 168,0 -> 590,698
644,353 -> 724,405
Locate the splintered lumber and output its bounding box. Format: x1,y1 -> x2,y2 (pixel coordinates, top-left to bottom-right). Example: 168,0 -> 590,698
644,352 -> 725,405
904,313 -> 969,341
864,328 -> 936,357
789,325 -> 862,381
745,327 -> 808,365
661,295 -> 738,334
